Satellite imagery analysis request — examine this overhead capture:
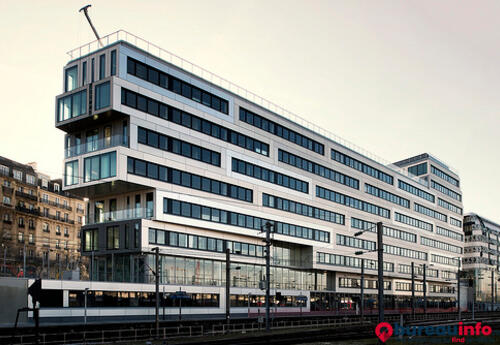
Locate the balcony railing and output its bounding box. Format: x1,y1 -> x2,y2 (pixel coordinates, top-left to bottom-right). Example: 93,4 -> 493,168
15,190 -> 38,201
2,186 -> 13,195
40,198 -> 72,211
87,207 -> 153,225
65,134 -> 127,158
44,213 -> 75,225
15,206 -> 40,216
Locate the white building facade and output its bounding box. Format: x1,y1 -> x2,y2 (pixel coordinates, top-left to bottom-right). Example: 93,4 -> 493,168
55,32 -> 464,316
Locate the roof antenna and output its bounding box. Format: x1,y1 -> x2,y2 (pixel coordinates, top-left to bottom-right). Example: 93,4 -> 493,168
79,4 -> 103,47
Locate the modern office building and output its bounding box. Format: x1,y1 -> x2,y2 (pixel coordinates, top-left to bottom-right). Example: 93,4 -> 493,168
0,156 -> 86,279
55,31 -> 464,315
463,213 -> 500,310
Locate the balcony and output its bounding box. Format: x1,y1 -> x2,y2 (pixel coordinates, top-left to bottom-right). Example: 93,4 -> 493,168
87,207 -> 153,225
39,198 -> 72,211
15,190 -> 38,202
28,225 -> 36,230
65,134 -> 127,158
2,186 -> 13,195
15,206 -> 40,216
44,213 -> 75,225
2,219 -> 12,224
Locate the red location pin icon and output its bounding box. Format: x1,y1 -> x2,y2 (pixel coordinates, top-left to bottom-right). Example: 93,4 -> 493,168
375,322 -> 393,343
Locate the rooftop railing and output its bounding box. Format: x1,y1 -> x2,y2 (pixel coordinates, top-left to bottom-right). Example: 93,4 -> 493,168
67,30 -> 459,183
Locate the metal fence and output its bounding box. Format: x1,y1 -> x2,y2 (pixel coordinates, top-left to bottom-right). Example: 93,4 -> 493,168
1,311 -> 488,345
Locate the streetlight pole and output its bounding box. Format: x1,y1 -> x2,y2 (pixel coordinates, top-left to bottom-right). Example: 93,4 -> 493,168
153,247 -> 160,339
360,258 -> 364,321
457,270 -> 461,321
411,262 -> 415,319
248,292 -> 251,318
376,222 -> 384,324
354,221 -> 384,326
423,263 -> 427,315
264,221 -> 273,332
225,248 -> 231,330
84,288 -> 88,325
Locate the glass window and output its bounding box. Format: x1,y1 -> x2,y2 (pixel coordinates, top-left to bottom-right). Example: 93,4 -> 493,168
173,79 -> 181,93
159,74 -> 168,88
137,95 -> 147,112
82,61 -> 87,84
95,82 -> 110,110
57,90 -> 87,122
84,151 -> 116,182
192,88 -> 201,102
99,54 -> 105,79
91,58 -> 95,82
136,62 -> 147,79
147,131 -> 159,147
178,233 -> 187,247
106,226 -> 119,249
157,230 -> 165,245
202,92 -> 211,107
64,160 -> 79,186
148,69 -> 159,85
65,65 -> 78,92
135,159 -> 146,176
147,163 -> 158,179
110,50 -> 116,76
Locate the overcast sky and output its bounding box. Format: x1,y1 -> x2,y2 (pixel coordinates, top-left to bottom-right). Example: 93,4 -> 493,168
0,0 -> 499,222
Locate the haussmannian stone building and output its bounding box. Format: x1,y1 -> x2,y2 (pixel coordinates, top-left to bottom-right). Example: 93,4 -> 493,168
0,157 -> 86,279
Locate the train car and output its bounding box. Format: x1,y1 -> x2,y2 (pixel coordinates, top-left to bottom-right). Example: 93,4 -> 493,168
27,279 -> 309,324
